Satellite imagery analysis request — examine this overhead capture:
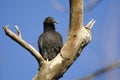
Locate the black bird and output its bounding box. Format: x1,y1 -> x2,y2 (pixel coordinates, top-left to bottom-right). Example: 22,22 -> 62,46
38,17 -> 63,61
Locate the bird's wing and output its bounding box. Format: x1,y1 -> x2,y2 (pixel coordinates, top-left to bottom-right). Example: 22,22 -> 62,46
54,32 -> 63,52
38,31 -> 63,60
38,33 -> 44,54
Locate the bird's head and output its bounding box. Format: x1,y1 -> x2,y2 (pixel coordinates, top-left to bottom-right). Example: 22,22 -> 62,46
44,17 -> 59,24
43,17 -> 59,32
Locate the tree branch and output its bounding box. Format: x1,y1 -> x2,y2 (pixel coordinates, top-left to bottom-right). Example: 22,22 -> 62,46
69,0 -> 83,35
15,25 -> 22,38
3,25 -> 45,65
85,19 -> 96,29
80,60 -> 120,80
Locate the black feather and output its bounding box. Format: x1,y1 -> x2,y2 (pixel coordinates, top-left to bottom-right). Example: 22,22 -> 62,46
38,17 -> 63,61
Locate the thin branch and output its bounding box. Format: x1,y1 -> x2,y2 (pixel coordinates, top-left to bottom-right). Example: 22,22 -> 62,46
3,25 -> 45,65
81,60 -> 120,80
15,25 -> 22,38
85,19 -> 96,29
49,0 -> 68,13
85,0 -> 103,12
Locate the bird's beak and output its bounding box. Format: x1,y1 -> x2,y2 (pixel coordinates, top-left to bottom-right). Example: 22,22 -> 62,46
55,21 -> 59,24
53,19 -> 59,24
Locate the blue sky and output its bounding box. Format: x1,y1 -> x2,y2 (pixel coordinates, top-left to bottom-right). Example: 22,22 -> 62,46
0,0 -> 120,80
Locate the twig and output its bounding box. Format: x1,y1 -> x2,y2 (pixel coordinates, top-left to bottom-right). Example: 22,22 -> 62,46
15,25 -> 21,38
80,60 -> 120,80
85,19 -> 96,29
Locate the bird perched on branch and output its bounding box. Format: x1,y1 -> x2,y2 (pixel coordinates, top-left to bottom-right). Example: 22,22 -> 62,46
38,17 -> 63,61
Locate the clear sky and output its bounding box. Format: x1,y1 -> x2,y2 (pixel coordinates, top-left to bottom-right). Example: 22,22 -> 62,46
0,0 -> 120,80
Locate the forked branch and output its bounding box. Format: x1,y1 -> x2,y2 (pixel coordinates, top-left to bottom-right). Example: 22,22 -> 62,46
3,25 -> 45,65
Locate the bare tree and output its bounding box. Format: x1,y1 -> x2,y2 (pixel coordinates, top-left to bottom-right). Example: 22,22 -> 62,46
3,0 -> 95,80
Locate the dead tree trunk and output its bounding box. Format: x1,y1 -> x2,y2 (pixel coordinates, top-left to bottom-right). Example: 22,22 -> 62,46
3,0 -> 95,80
